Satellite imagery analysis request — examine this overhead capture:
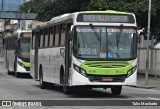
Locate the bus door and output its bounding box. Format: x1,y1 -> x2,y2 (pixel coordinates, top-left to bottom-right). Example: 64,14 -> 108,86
64,23 -> 72,85
34,31 -> 40,80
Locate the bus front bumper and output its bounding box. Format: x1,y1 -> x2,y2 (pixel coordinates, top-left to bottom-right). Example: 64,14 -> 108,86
70,69 -> 137,87
17,64 -> 30,73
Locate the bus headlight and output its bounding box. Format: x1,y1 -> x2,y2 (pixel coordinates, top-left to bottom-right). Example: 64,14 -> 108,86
73,64 -> 86,76
18,61 -> 25,68
128,66 -> 137,77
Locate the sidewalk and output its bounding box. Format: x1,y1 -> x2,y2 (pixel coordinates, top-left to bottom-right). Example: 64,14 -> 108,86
136,73 -> 160,91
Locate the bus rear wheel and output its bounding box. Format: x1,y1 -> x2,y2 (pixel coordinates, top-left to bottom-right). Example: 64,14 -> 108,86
39,67 -> 47,89
111,86 -> 122,95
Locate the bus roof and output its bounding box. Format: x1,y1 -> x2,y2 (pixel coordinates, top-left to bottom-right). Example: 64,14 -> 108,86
33,10 -> 134,29
83,10 -> 128,14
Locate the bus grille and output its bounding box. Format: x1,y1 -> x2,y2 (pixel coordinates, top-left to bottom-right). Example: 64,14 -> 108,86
84,61 -> 129,68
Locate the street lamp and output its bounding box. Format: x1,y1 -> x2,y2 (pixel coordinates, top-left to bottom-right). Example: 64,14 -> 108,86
145,0 -> 152,86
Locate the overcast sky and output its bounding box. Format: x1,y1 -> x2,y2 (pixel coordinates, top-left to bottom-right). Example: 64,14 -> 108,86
0,0 -> 23,11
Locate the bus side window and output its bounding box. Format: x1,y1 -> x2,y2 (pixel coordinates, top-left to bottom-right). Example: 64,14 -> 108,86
43,29 -> 45,47
40,29 -> 44,48
60,24 -> 65,46
55,25 -> 60,46
13,37 -> 15,49
32,32 -> 36,49
44,28 -> 49,47
6,39 -> 8,50
6,39 -> 7,49
8,38 -> 11,50
53,26 -> 55,46
49,27 -> 54,47
10,38 -> 13,50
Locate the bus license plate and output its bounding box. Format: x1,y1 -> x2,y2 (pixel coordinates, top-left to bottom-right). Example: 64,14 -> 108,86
102,77 -> 113,82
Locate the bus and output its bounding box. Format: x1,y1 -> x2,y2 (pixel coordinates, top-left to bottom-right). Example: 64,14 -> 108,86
0,37 -> 4,57
30,10 -> 137,95
4,30 -> 31,77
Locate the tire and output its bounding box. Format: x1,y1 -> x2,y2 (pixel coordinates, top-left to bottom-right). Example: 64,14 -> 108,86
14,62 -> 16,73
15,72 -> 20,78
63,83 -> 72,94
111,86 -> 122,95
60,67 -> 72,94
39,67 -> 47,89
8,70 -> 11,75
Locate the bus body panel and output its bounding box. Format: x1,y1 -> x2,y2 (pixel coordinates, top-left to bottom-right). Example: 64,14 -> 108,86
38,47 -> 65,84
7,50 -> 15,72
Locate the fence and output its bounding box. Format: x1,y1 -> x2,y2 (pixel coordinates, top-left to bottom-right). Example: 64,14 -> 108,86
138,48 -> 160,77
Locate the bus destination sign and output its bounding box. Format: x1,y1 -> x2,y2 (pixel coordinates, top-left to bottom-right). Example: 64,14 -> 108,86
77,14 -> 135,23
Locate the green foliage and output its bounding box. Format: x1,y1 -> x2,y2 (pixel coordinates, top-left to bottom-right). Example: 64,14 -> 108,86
20,0 -> 160,37
19,0 -> 91,21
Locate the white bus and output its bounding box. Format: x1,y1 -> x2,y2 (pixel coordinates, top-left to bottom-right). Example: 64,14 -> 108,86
30,10 -> 137,95
4,30 -> 31,77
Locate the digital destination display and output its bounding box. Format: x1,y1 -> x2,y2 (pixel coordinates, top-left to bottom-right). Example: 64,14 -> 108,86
77,14 -> 135,23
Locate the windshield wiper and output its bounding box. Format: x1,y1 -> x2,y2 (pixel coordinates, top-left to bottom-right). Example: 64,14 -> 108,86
116,33 -> 120,53
116,24 -> 123,54
89,23 -> 100,41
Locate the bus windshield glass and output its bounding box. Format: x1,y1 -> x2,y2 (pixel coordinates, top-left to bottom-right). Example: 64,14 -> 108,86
73,26 -> 137,59
18,38 -> 31,58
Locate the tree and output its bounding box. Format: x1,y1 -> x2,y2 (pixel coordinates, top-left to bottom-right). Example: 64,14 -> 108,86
19,0 -> 90,21
20,0 -> 160,38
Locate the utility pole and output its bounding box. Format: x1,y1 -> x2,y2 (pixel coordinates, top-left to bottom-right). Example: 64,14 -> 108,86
145,0 -> 152,86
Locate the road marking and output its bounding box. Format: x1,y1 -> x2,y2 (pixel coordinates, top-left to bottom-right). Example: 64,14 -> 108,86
147,97 -> 160,100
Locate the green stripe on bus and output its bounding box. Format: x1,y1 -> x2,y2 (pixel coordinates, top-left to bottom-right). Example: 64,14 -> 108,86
80,61 -> 132,75
18,59 -> 30,67
21,61 -> 30,67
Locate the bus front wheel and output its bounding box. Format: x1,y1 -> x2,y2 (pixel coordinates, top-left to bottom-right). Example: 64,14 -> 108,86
111,86 -> 122,95
63,84 -> 72,95
15,72 -> 20,78
7,70 -> 11,75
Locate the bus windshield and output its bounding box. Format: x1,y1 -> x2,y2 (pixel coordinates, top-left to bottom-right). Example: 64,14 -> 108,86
18,38 -> 31,58
73,26 -> 137,60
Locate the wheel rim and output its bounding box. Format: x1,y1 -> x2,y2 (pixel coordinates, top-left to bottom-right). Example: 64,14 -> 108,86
40,75 -> 42,85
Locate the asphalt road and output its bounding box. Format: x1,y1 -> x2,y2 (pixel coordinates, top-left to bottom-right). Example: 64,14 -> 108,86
0,61 -> 160,109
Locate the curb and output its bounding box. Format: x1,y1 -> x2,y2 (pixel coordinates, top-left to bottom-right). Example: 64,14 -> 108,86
138,72 -> 160,78
135,85 -> 159,89
128,85 -> 159,89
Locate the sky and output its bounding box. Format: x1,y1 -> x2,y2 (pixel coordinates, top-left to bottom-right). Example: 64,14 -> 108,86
0,0 -> 23,11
